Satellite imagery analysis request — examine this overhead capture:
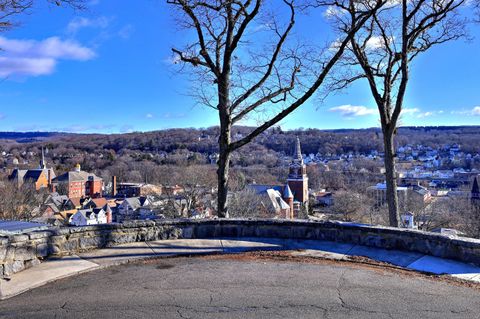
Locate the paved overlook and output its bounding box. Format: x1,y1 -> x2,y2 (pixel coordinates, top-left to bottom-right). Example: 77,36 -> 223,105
1,254 -> 480,319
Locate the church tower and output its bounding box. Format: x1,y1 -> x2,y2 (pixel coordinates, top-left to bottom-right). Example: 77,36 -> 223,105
39,147 -> 47,170
287,137 -> 308,207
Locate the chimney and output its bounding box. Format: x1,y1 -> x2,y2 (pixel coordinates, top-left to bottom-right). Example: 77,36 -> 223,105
287,197 -> 294,219
106,206 -> 112,224
47,169 -> 52,186
112,176 -> 117,197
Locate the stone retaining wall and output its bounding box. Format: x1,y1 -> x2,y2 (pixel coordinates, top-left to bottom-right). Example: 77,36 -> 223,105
2,219 -> 480,277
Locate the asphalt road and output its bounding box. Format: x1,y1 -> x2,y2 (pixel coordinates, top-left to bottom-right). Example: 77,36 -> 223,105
1,255 -> 480,319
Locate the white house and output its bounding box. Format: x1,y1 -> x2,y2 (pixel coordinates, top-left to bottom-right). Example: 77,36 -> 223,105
117,197 -> 151,221
69,208 -> 107,226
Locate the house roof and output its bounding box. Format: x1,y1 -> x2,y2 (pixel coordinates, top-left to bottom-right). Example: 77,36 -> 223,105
44,203 -> 60,214
123,197 -> 149,210
53,170 -> 102,183
265,189 -> 290,212
69,197 -> 82,207
283,184 -> 294,199
248,184 -> 283,195
49,194 -> 69,208
91,198 -> 108,208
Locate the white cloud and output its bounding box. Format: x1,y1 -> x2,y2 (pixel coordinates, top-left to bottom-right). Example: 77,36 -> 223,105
146,113 -> 154,119
324,6 -> 346,18
450,107 -> 480,116
366,36 -> 394,50
160,112 -> 187,119
67,16 -> 111,34
416,111 -> 434,118
329,105 -> 375,117
402,108 -> 420,114
0,57 -> 56,77
0,36 -> 95,77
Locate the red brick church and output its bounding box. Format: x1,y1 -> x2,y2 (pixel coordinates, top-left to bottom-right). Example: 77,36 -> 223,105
287,137 -> 309,215
249,137 -> 309,219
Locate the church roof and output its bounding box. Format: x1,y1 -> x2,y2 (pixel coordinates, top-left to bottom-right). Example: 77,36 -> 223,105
23,170 -> 44,182
283,184 -> 293,199
293,137 -> 303,162
248,184 -> 283,194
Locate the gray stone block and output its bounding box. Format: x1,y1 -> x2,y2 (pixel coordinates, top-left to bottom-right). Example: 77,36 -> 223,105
37,243 -> 49,257
28,231 -> 52,240
10,234 -> 29,243
4,260 -> 25,276
13,245 -> 36,261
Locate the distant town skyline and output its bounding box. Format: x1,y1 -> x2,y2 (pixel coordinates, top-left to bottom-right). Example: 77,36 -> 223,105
0,1 -> 479,133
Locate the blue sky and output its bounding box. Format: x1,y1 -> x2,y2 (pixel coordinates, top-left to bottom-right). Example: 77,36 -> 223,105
0,1 -> 479,133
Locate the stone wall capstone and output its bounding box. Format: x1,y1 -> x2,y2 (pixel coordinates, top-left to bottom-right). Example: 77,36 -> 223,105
2,219 -> 480,277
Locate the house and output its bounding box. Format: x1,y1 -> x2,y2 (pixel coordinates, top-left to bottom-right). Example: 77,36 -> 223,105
116,196 -> 151,221
82,197 -> 108,209
69,208 -> 108,226
51,164 -> 103,198
315,191 -> 334,207
400,212 -> 417,229
410,185 -> 432,203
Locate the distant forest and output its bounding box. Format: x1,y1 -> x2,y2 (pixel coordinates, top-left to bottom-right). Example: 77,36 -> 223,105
0,126 -> 479,157
1,125 -> 479,201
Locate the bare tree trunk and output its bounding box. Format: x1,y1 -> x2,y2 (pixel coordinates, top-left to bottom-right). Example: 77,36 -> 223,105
217,120 -> 231,218
383,126 -> 400,227
217,75 -> 232,217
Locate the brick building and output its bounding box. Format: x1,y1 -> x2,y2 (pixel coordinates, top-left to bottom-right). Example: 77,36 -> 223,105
51,164 -> 103,198
287,137 -> 309,215
248,138 -> 309,219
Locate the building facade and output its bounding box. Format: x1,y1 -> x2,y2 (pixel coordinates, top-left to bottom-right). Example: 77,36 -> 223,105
52,164 -> 103,198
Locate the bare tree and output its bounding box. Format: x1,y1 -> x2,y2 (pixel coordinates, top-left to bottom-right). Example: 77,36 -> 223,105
334,0 -> 467,226
161,165 -> 217,217
1,0 -> 85,33
0,180 -> 48,220
331,190 -> 372,221
168,0 -> 383,217
229,188 -> 271,218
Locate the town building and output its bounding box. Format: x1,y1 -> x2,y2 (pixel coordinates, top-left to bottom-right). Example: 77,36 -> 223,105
116,196 -> 152,222
248,137 -> 309,219
367,182 -> 409,210
9,148 -> 56,190
69,208 -> 108,226
287,137 -> 309,209
116,182 -> 163,197
51,164 -> 103,198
